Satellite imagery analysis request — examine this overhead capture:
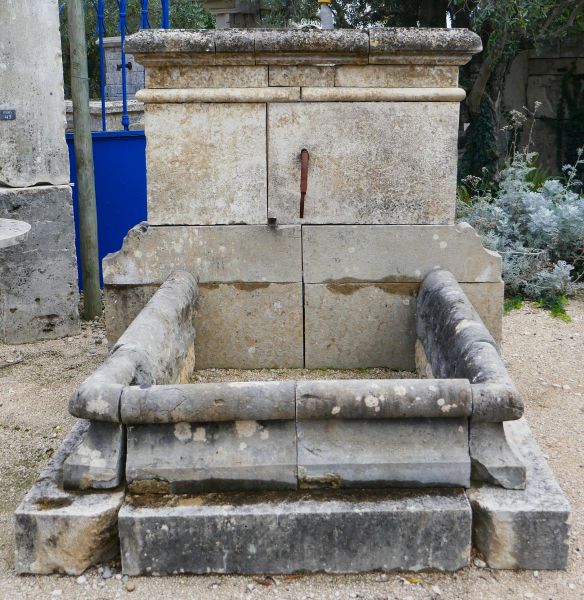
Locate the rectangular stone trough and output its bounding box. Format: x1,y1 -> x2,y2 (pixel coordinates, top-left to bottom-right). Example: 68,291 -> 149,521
15,267 -> 571,575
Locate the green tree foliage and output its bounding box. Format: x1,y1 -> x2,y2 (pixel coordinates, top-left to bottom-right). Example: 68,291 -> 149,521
59,1 -> 214,98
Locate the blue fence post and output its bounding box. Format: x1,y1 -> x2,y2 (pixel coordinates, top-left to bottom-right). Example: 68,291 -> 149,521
119,0 -> 130,131
96,0 -> 107,131
139,0 -> 151,29
161,0 -> 170,28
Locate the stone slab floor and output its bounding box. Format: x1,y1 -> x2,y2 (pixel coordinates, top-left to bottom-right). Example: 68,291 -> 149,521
0,297 -> 583,600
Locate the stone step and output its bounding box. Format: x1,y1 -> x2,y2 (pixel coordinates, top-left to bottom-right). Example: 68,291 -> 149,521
119,488 -> 472,575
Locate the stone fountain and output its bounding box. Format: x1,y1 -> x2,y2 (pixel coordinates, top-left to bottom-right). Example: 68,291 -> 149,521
15,27 -> 570,576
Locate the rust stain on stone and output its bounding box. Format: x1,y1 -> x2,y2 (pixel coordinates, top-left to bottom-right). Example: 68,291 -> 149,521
233,282 -> 271,291
326,282 -> 419,296
128,479 -> 172,495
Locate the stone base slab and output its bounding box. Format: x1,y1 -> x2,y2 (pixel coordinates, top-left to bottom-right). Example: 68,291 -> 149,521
119,489 -> 472,575
468,418 -> 570,569
14,421 -> 124,575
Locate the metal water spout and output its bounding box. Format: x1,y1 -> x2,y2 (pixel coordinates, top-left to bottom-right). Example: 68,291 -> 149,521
318,0 -> 334,29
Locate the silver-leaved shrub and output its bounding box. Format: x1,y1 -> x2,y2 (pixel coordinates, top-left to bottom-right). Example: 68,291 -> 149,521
459,148 -> 584,304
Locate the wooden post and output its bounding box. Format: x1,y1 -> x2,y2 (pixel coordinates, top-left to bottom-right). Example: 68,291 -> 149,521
67,0 -> 102,319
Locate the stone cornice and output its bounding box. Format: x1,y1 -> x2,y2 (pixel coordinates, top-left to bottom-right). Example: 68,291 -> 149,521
126,28 -> 482,67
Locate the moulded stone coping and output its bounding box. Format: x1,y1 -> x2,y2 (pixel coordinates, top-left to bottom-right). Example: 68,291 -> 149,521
416,269 -> 524,422
79,378 -> 476,424
300,86 -> 466,102
136,87 -> 301,103
296,379 -> 471,419
126,28 -> 482,67
69,270 -> 198,423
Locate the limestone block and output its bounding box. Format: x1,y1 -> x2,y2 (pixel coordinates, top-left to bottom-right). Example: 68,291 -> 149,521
304,283 -> 417,370
267,103 -> 460,224
121,381 -> 296,424
254,29 -> 369,65
302,224 -> 502,284
63,423 -> 125,490
369,28 -> 482,65
468,419 -> 571,569
461,282 -> 504,344
470,422 -> 526,490
298,418 -> 470,488
126,420 -> 297,494
269,65 -> 335,87
0,0 -> 69,187
119,488 -> 472,574
105,283 -> 304,368
104,284 -> 157,344
195,283 -> 304,368
334,65 -> 458,87
0,185 -> 80,343
146,65 -> 268,88
145,103 -> 267,225
15,421 -> 124,575
296,379 -> 472,420
103,224 -> 302,285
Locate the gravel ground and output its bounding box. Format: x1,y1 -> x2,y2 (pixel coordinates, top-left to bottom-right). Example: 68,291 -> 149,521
0,299 -> 583,600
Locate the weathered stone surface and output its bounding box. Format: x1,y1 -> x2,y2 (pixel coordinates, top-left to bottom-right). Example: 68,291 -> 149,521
334,65 -> 458,87
269,65 -> 335,87
195,283 -> 304,368
128,28 -> 479,67
104,282 -> 304,367
0,0 -> 69,187
268,103 -> 459,225
0,218 -> 30,248
119,488 -> 472,574
0,185 -> 80,343
304,283 -> 417,370
128,29 -> 216,56
137,87 -> 301,104
416,270 -> 523,422
300,87 -> 465,102
302,223 -> 502,283
70,271 -> 198,423
15,421 -> 124,575
298,418 -> 470,488
121,381 -> 296,423
147,65 -> 267,88
145,103 -> 266,225
369,28 -> 482,65
296,379 -> 472,419
63,423 -> 125,490
470,422 -> 526,490
461,282 -> 504,344
126,420 -> 297,493
103,223 -> 302,285
104,284 -> 157,344
468,419 -> 571,569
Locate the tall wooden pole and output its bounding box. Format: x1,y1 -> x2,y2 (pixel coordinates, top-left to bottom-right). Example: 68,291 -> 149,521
67,0 -> 102,319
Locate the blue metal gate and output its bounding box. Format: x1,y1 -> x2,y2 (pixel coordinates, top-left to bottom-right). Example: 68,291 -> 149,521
67,131 -> 147,286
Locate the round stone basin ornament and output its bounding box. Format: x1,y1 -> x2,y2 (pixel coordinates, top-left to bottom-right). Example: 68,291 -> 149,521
0,218 -> 30,249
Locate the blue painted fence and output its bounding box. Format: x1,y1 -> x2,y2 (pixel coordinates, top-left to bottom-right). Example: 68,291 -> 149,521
67,131 -> 147,286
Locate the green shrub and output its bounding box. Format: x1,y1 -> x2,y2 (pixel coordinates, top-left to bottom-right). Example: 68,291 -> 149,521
459,147 -> 584,316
